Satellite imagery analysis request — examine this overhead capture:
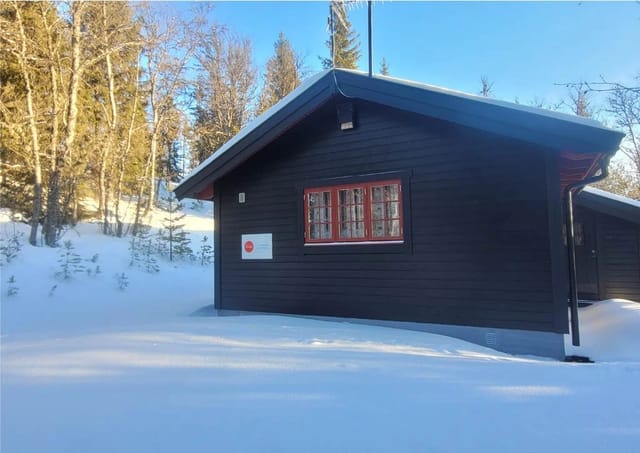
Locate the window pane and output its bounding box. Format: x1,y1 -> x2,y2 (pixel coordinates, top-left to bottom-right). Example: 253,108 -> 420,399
338,187 -> 365,239
371,202 -> 383,221
370,183 -> 401,239
386,184 -> 399,201
575,222 -> 584,246
372,186 -> 383,202
386,201 -> 400,220
321,222 -> 332,239
372,220 -> 384,238
387,219 -> 400,237
307,191 -> 332,240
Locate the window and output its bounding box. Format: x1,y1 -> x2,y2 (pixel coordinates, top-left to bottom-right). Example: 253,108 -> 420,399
562,222 -> 585,246
304,180 -> 403,244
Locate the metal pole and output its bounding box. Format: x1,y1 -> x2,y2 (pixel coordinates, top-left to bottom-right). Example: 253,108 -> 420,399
565,189 -> 580,346
329,3 -> 335,68
563,154 -> 611,347
368,1 -> 373,77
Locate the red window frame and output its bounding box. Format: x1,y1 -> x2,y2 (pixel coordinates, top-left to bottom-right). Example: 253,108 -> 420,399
304,179 -> 403,244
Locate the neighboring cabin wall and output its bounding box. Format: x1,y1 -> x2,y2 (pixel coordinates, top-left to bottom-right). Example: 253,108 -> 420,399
217,99 -> 566,333
596,213 -> 640,302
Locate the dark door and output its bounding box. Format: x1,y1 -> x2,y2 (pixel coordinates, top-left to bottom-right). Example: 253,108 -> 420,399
575,214 -> 600,299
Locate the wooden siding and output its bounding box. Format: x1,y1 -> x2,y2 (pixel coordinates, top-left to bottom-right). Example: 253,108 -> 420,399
596,213 -> 640,301
216,99 -> 565,333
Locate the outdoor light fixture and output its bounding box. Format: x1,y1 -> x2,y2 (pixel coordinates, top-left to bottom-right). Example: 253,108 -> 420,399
337,103 -> 354,130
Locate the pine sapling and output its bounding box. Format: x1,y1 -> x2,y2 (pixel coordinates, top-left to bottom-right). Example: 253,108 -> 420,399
142,236 -> 160,273
0,224 -> 23,266
198,236 -> 214,266
158,192 -> 192,262
55,240 -> 85,280
115,272 -> 129,291
6,275 -> 18,297
86,253 -> 100,276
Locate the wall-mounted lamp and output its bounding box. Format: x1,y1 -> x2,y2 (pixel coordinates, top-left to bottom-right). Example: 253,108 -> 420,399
337,103 -> 354,130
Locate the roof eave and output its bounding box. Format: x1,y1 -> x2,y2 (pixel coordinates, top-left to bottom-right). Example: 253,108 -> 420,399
174,71 -> 337,200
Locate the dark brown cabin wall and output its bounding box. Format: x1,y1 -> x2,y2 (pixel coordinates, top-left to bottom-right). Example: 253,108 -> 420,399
597,214 -> 640,301
217,100 -> 559,332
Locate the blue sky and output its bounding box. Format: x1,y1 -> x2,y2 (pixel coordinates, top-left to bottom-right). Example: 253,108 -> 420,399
185,1 -> 639,108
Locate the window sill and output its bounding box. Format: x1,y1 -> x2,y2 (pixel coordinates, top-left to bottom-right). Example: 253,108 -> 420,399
305,240 -> 404,246
302,240 -> 410,255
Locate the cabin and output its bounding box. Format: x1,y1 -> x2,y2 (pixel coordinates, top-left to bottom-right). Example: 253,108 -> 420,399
175,69 -> 624,359
574,187 -> 640,302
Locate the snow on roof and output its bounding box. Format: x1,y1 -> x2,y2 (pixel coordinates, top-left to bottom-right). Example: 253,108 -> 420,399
176,68 -> 620,197
175,70 -> 332,195
583,186 -> 640,209
364,69 -> 606,129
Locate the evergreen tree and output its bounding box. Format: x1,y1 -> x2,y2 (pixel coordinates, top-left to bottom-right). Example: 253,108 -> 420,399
198,236 -> 214,266
56,240 -> 85,280
257,32 -> 303,115
321,1 -> 361,70
379,57 -> 390,76
129,224 -> 159,273
158,192 -> 192,261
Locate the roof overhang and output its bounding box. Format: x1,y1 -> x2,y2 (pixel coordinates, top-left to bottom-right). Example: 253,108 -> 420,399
576,187 -> 640,225
175,69 -> 625,200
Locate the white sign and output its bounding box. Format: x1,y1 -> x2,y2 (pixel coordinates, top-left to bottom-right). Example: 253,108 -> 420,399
241,234 -> 273,260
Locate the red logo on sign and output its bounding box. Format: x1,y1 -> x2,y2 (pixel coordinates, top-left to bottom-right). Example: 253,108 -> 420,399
244,241 -> 254,253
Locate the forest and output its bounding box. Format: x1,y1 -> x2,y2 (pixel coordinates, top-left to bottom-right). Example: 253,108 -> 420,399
0,1 -> 314,247
1,1 -> 638,248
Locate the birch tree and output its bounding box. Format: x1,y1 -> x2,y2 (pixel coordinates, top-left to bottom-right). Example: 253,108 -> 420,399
192,26 -> 257,165
139,5 -> 198,214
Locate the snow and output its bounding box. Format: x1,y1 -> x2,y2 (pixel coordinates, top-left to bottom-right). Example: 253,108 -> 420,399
177,68 -> 614,197
175,70 -> 331,195
583,185 -> 640,209
353,69 -> 608,129
2,206 -> 640,452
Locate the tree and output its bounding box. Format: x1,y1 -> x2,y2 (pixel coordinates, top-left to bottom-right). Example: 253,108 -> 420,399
566,81 -> 593,118
139,5 -> 199,215
593,160 -> 640,200
0,1 -> 46,245
191,25 -> 257,165
158,192 -> 191,262
92,1 -> 143,235
257,32 -> 303,115
321,1 -> 361,70
606,76 -> 640,181
558,77 -> 639,199
479,75 -> 494,97
379,57 -> 390,76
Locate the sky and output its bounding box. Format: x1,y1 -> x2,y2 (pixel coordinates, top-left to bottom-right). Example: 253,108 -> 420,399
175,1 -> 640,110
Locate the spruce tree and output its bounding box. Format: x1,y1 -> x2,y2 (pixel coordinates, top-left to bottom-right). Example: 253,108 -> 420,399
257,32 -> 303,115
321,1 -> 361,70
379,57 -> 390,76
158,192 -> 192,262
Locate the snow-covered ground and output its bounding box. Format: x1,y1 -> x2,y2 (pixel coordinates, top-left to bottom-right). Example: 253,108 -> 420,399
2,206 -> 640,452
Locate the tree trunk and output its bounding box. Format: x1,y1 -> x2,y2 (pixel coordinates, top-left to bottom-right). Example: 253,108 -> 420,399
114,51 -> 142,237
44,1 -> 84,246
100,1 -> 118,235
13,3 -> 43,246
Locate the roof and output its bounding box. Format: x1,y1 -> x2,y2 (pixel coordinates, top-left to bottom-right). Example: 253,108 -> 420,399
175,69 -> 625,200
576,186 -> 640,225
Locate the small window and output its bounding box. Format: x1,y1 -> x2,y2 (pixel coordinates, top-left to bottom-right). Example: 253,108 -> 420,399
562,222 -> 585,246
304,180 -> 403,244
